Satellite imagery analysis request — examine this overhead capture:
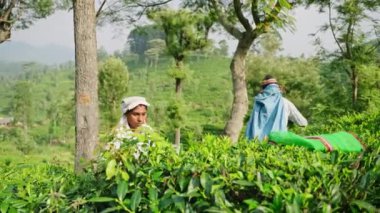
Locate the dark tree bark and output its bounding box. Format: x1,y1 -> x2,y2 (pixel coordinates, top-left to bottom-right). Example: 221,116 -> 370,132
0,0 -> 15,43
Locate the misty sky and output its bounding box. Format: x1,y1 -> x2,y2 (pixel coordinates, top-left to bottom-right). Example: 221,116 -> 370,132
10,6 -> 336,57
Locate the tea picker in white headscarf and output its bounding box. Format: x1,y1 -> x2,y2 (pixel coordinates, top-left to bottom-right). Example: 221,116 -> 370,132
106,96 -> 152,156
118,96 -> 150,130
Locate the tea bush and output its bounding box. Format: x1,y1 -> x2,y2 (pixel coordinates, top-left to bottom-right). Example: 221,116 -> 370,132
0,111 -> 379,212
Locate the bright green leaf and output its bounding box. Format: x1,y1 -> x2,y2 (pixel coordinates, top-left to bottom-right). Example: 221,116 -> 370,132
130,190 -> 142,211
117,181 -> 128,201
87,197 -> 115,203
233,180 -> 255,187
200,172 -> 212,196
106,159 -> 117,180
148,188 -> 158,201
1,202 -> 9,213
352,200 -> 377,212
279,0 -> 292,9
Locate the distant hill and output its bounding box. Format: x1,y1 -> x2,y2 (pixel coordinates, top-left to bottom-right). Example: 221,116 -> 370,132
0,41 -> 74,65
0,61 -> 24,77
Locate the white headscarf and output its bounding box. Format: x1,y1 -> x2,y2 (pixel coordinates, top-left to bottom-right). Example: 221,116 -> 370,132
118,96 -> 150,128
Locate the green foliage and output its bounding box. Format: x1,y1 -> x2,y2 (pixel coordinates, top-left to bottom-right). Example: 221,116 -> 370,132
358,63 -> 380,112
304,0 -> 380,108
165,97 -> 188,129
2,0 -> 56,31
318,52 -> 380,115
128,25 -> 166,63
147,9 -> 209,62
10,81 -> 34,125
31,0 -> 55,18
144,39 -> 166,68
98,57 -> 129,130
0,163 -> 97,212
167,62 -> 192,80
0,62 -> 76,158
123,55 -> 232,138
97,47 -> 109,62
0,111 -> 379,211
304,110 -> 380,136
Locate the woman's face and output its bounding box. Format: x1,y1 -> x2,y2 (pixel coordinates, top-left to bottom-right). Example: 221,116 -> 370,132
126,105 -> 147,129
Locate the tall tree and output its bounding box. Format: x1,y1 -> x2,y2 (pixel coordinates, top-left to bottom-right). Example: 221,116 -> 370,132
98,57 -> 129,129
73,0 -> 99,173
128,25 -> 165,63
148,8 -> 209,149
145,38 -> 166,69
10,81 -> 33,145
0,0 -> 55,43
200,0 -> 294,142
304,0 -> 380,108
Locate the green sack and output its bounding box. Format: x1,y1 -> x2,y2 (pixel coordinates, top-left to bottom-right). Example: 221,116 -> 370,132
268,131 -> 364,152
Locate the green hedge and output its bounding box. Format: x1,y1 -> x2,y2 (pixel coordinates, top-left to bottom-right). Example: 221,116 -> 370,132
0,112 -> 379,212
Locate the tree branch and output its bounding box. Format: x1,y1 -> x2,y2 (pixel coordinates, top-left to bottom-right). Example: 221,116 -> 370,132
344,19 -> 354,60
210,0 -> 242,39
135,0 -> 172,7
233,0 -> 252,31
0,18 -> 12,24
2,0 -> 17,20
96,0 -> 108,18
251,0 -> 260,26
328,1 -> 344,55
365,39 -> 380,55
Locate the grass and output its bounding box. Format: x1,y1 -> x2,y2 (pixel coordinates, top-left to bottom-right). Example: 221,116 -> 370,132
0,141 -> 74,167
0,55 -> 233,165
126,55 -> 232,133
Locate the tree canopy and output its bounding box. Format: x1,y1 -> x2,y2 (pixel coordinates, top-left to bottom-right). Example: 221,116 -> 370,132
0,0 -> 56,43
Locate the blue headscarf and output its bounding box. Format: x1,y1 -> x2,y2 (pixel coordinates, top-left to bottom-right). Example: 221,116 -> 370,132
245,84 -> 287,141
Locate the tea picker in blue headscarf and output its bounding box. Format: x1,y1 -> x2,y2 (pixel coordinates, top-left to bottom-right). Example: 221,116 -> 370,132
245,75 -> 308,141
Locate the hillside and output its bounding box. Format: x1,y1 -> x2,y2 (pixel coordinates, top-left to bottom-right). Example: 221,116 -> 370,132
125,55 -> 232,135
0,41 -> 74,65
0,55 -> 232,141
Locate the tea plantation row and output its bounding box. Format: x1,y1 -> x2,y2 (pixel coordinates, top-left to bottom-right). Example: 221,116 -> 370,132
0,111 -> 379,212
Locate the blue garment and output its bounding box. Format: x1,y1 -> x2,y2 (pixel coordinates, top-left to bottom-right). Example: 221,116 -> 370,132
245,84 -> 287,141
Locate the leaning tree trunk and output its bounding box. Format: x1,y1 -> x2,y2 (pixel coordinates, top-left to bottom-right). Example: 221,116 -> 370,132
73,0 -> 99,173
224,34 -> 255,143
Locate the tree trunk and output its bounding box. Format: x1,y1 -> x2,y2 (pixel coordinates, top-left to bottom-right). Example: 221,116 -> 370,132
73,0 -> 99,173
23,114 -> 28,145
0,25 -> 11,43
0,1 -> 13,43
224,35 -> 254,143
174,59 -> 183,152
174,128 -> 180,153
175,78 -> 182,94
174,78 -> 182,152
351,67 -> 358,108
